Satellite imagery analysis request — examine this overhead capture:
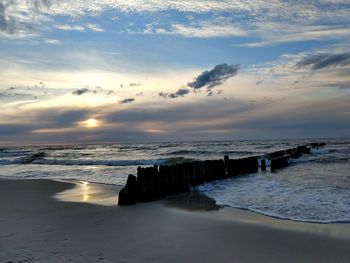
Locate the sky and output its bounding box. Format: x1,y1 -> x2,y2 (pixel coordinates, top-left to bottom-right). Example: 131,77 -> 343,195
1,0 -> 350,145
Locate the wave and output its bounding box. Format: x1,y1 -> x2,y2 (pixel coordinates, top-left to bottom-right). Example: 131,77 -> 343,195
164,150 -> 205,155
3,155 -> 196,167
17,152 -> 46,164
197,183 -> 350,224
219,204 -> 350,224
164,149 -> 254,156
0,159 -> 14,165
291,155 -> 350,165
0,150 -> 36,157
164,157 -> 196,165
220,150 -> 255,155
31,158 -> 164,166
40,146 -> 85,151
158,144 -> 180,148
310,148 -> 336,155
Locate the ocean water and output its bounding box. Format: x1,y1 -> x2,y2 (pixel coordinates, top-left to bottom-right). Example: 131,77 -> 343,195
0,138 -> 349,223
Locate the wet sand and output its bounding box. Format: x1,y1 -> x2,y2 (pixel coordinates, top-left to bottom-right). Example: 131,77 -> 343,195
1,179 -> 350,263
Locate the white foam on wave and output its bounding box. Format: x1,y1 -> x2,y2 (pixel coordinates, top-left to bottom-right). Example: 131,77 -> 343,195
197,164 -> 350,224
31,158 -> 164,166
310,148 -> 333,155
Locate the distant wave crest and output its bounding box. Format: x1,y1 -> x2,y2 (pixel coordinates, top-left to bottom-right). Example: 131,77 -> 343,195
1,154 -> 196,167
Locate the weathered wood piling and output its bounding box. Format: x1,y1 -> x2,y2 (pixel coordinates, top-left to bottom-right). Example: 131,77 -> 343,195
260,159 -> 266,171
118,142 -> 326,205
270,155 -> 290,171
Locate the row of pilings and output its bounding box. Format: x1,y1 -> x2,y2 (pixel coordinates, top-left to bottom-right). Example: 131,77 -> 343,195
118,142 -> 325,205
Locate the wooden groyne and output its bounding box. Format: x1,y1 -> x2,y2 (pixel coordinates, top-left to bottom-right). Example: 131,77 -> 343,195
118,142 -> 326,205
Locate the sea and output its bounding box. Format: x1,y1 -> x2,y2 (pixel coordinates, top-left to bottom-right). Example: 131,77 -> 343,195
0,138 -> 349,223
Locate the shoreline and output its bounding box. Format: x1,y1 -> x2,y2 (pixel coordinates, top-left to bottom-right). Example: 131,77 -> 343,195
2,176 -> 350,225
216,204 -> 350,225
1,178 -> 350,263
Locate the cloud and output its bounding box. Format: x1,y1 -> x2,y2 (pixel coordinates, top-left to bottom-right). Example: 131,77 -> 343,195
339,82 -> 350,89
0,107 -> 99,144
0,2 -> 13,35
144,21 -> 247,38
0,83 -> 61,102
72,88 -> 89,96
320,81 -> 350,90
36,108 -> 94,127
25,1 -> 252,15
0,1 -> 35,37
119,98 -> 135,104
1,92 -> 350,144
241,25 -> 350,47
158,92 -> 168,99
1,0 -> 239,39
18,1 -> 349,22
129,82 -> 140,87
84,23 -> 104,32
44,38 -> 62,45
105,99 -> 255,125
158,64 -> 239,99
1,107 -> 94,130
2,0 -> 350,50
0,0 -> 54,38
296,52 -> 350,70
0,88 -> 36,101
172,88 -> 190,97
188,64 -> 239,90
207,89 -> 224,97
54,24 -> 85,32
159,88 -> 190,99
72,86 -> 115,96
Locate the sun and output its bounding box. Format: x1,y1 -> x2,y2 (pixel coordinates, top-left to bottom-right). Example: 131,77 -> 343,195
83,118 -> 99,128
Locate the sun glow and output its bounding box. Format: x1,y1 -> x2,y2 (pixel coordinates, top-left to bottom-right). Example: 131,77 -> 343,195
83,118 -> 99,128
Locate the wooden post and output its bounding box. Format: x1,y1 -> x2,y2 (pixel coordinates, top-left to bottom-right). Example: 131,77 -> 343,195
261,159 -> 266,171
271,156 -> 290,171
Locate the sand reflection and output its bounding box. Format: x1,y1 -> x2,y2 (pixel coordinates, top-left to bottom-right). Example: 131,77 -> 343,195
54,180 -> 119,206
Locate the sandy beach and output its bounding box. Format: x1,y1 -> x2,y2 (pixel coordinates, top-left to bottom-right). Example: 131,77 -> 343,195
1,179 -> 350,263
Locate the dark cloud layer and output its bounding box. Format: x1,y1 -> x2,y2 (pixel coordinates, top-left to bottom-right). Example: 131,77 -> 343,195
326,81 -> 350,90
30,108 -> 93,127
1,95 -> 350,145
106,100 -> 253,124
0,108 -> 94,143
297,52 -> 350,70
339,83 -> 350,89
188,64 -> 239,90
